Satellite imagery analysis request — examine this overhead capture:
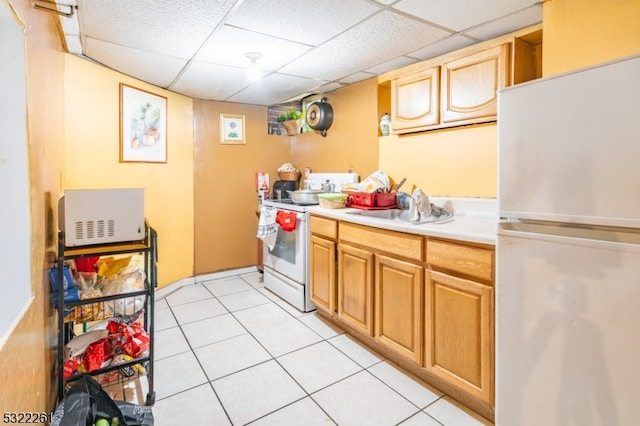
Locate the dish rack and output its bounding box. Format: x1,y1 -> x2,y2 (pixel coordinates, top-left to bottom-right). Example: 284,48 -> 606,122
342,191 -> 397,210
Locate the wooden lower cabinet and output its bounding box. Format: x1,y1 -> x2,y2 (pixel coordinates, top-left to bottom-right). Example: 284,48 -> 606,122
374,255 -> 423,363
424,269 -> 494,405
326,220 -> 496,421
309,235 -> 336,314
338,244 -> 374,336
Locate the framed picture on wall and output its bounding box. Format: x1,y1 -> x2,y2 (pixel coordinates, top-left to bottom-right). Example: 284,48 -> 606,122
120,83 -> 168,163
220,113 -> 246,145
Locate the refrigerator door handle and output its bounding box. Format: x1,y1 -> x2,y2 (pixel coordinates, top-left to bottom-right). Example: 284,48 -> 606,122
498,221 -> 640,251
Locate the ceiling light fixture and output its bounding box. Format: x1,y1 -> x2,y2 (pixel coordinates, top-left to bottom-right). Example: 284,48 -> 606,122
245,52 -> 262,80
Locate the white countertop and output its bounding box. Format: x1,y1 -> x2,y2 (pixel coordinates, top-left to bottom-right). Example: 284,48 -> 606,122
306,197 -> 498,245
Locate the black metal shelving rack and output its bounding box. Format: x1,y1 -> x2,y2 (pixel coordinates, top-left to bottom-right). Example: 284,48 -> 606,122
55,224 -> 157,405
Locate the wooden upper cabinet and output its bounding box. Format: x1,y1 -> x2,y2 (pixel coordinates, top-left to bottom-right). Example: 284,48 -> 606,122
441,43 -> 510,125
391,66 -> 440,133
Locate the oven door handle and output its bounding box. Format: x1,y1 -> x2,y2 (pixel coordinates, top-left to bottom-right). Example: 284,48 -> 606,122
295,213 -> 306,222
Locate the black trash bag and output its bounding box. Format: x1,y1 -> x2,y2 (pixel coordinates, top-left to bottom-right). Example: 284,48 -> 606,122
51,376 -> 153,426
115,401 -> 154,426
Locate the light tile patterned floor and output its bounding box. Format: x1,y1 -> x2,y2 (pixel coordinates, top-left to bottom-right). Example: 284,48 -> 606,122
151,268 -> 492,425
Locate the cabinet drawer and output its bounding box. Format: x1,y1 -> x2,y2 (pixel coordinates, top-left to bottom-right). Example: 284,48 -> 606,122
340,222 -> 423,262
311,215 -> 338,239
426,239 -> 494,283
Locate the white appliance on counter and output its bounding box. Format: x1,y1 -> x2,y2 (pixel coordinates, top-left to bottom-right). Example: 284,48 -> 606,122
496,54 -> 640,425
262,172 -> 358,312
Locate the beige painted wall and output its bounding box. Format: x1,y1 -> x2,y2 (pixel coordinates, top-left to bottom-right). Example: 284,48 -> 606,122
63,56 -> 194,287
191,80 -> 381,275
379,124 -> 497,197
0,0 -> 65,413
193,101 -> 292,274
543,0 -> 640,76
290,78 -> 380,180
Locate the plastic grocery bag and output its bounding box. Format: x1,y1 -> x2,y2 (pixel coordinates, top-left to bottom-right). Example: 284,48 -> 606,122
51,376 -> 153,426
102,265 -> 147,316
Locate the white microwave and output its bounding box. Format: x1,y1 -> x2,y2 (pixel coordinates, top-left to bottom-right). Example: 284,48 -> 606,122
59,188 -> 145,246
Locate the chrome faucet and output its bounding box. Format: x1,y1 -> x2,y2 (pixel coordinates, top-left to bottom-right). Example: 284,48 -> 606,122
322,180 -> 334,192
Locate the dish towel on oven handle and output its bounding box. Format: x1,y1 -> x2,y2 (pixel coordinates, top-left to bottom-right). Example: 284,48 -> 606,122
257,206 -> 278,250
276,210 -> 297,232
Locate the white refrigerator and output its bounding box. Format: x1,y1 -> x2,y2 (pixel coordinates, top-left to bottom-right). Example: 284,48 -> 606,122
496,54 -> 640,425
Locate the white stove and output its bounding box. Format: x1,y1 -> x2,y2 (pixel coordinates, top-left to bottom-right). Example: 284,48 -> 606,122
261,172 -> 358,312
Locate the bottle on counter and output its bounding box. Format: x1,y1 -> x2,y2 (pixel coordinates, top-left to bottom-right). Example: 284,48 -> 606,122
380,113 -> 391,136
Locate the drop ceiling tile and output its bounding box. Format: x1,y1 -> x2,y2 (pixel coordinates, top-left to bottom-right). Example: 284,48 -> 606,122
226,73 -> 327,105
84,37 -> 188,88
314,82 -> 346,94
464,5 -> 542,40
279,10 -> 451,81
393,0 -> 541,32
408,34 -> 477,61
338,72 -> 377,85
195,25 -> 312,70
170,62 -> 251,101
78,0 -> 236,59
364,56 -> 420,75
65,36 -> 83,55
72,0 -> 544,104
226,0 -> 380,46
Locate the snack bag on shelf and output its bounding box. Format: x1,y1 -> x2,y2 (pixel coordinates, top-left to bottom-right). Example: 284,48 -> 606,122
73,256 -> 99,273
62,357 -> 86,380
106,314 -> 150,359
102,264 -> 146,294
76,288 -> 113,322
65,329 -> 109,359
102,265 -> 147,315
96,256 -> 132,279
74,271 -> 103,292
112,353 -> 147,378
85,338 -> 113,372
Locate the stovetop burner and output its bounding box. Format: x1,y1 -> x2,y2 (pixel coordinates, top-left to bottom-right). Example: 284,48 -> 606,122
262,198 -> 310,213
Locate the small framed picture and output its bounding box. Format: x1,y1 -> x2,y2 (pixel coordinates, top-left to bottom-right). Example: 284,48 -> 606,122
120,83 -> 167,163
220,113 -> 246,145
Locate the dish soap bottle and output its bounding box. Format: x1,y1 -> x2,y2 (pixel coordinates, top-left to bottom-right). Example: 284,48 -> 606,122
379,113 -> 391,136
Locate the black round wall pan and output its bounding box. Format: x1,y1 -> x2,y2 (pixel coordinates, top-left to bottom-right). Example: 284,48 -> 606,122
306,97 -> 333,137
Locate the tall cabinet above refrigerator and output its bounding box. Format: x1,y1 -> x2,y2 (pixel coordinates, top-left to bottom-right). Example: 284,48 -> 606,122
496,54 -> 640,425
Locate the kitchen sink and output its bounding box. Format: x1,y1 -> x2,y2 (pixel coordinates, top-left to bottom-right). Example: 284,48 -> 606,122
346,208 -> 453,225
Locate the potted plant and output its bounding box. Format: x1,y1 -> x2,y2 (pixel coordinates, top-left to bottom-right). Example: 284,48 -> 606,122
277,107 -> 304,136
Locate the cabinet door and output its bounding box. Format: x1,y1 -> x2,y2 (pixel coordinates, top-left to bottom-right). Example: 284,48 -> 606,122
375,255 -> 423,363
338,244 -> 374,336
441,43 -> 509,125
425,270 -> 494,404
391,66 -> 440,133
310,235 -> 336,314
